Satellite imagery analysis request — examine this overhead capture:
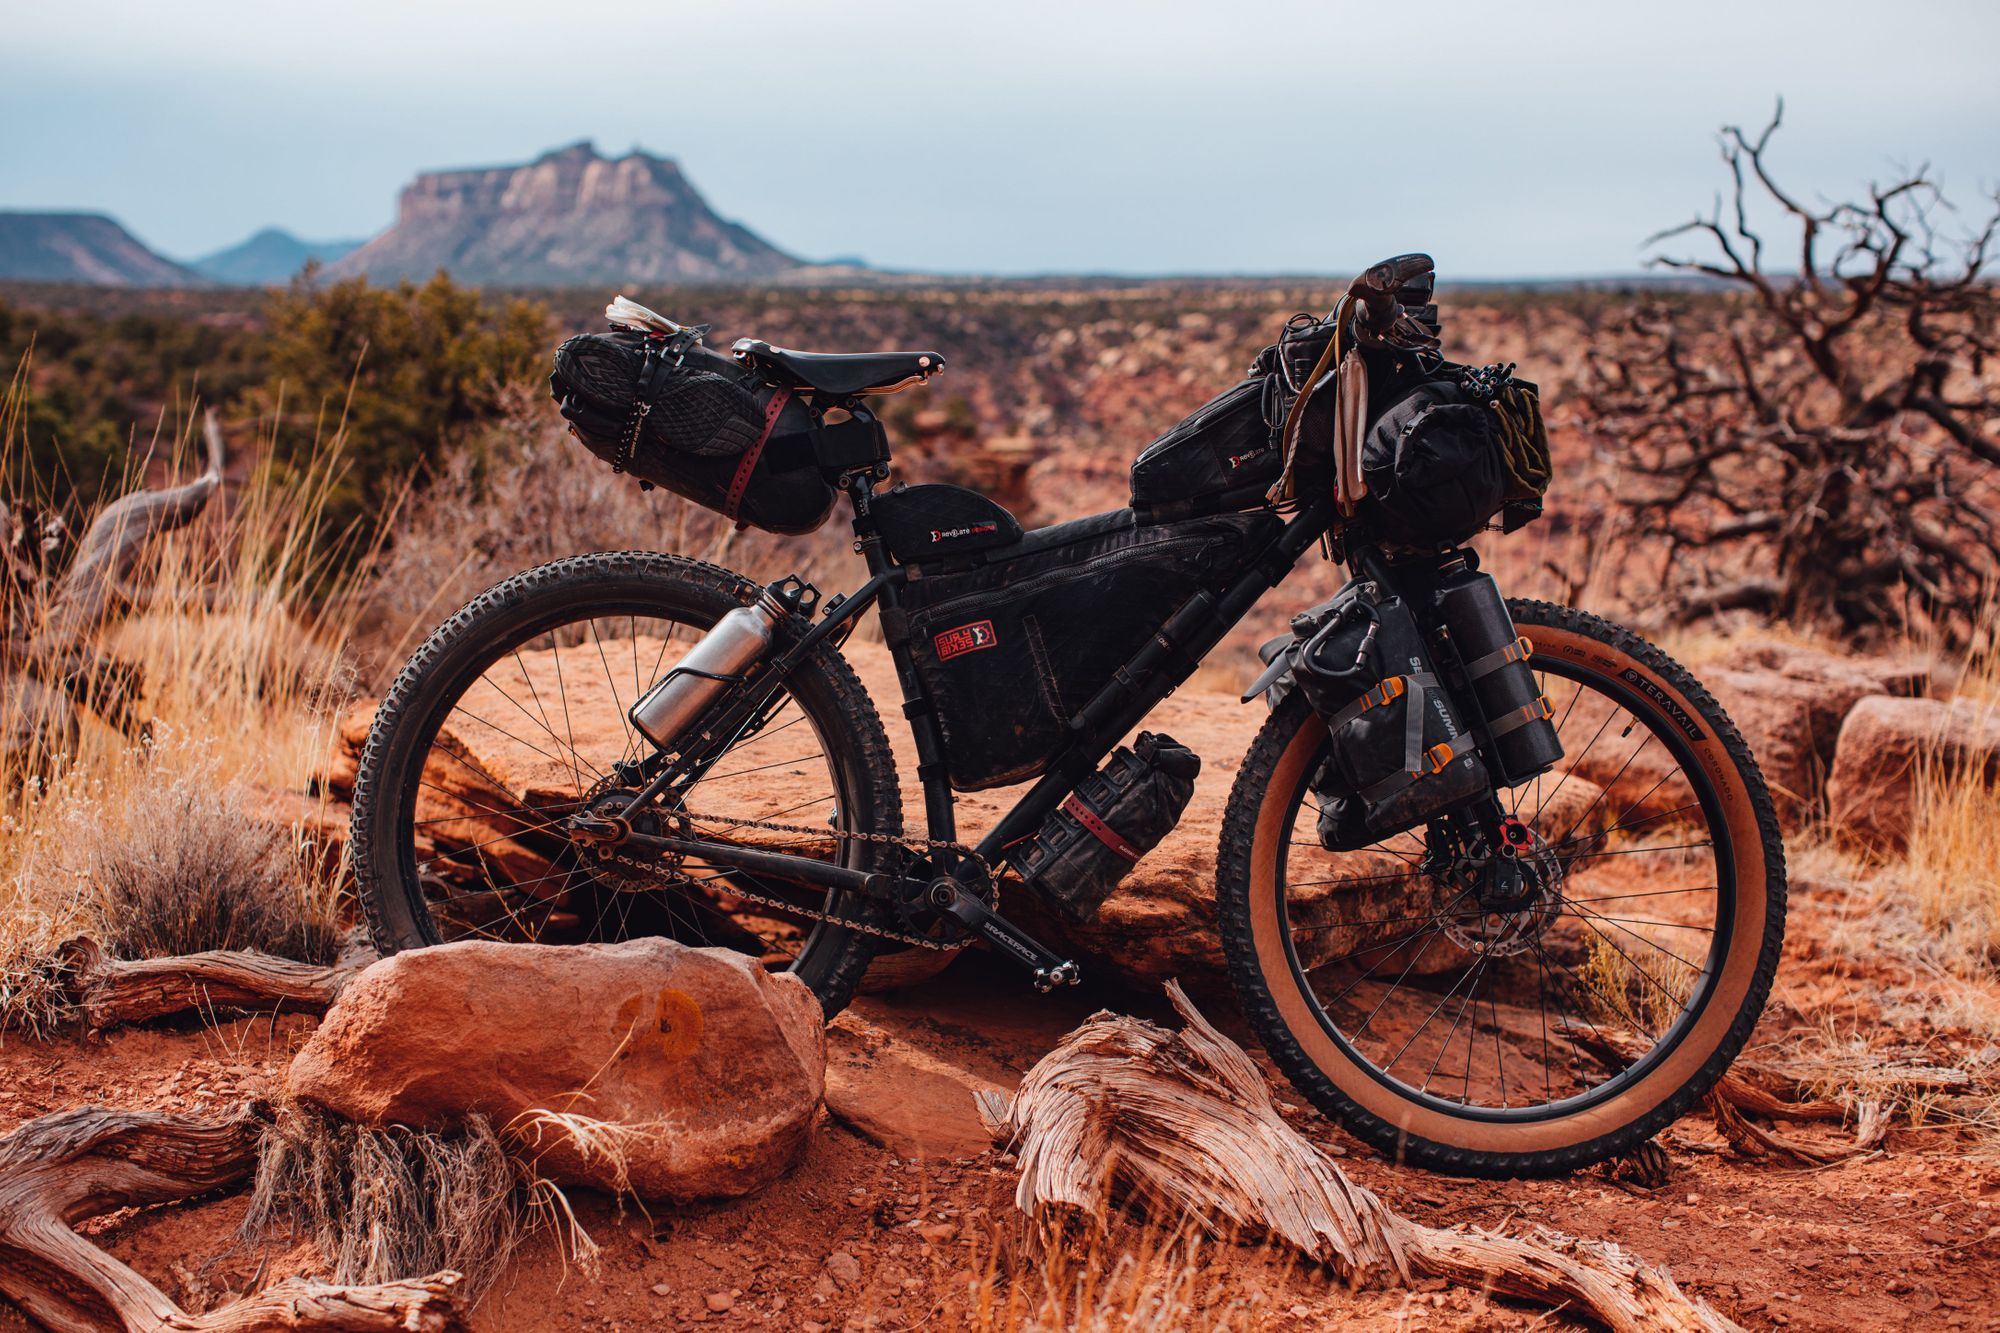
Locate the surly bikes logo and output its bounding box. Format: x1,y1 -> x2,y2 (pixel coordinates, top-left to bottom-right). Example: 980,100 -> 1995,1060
933,619 -> 998,661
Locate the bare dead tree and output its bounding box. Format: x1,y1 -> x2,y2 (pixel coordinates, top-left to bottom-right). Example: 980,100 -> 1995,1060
1,411 -> 227,764
1582,102 -> 2000,644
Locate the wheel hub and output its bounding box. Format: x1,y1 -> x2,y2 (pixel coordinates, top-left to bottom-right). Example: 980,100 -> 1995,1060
1440,820 -> 1564,958
572,785 -> 679,888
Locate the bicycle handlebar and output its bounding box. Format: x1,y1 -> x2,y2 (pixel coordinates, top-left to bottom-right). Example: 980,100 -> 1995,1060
1343,252 -> 1440,352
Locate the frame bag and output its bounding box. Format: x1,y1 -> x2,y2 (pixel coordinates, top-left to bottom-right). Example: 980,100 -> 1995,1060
902,510 -> 1279,791
550,328 -> 838,534
1292,580 -> 1490,848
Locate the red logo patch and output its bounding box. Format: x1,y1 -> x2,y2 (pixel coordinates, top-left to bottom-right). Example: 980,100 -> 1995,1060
933,620 -> 998,661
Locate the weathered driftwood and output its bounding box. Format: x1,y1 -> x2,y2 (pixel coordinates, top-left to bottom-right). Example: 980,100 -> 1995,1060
59,937 -> 362,1030
38,411 -> 227,651
4,412 -> 230,767
1575,1027 -> 1960,1164
0,1100 -> 467,1333
977,984 -> 1742,1333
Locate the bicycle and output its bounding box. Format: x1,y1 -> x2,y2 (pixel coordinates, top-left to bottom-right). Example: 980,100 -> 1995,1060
350,257 -> 1786,1177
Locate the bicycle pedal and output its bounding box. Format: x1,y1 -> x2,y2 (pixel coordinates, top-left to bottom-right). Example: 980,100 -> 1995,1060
1033,960 -> 1082,992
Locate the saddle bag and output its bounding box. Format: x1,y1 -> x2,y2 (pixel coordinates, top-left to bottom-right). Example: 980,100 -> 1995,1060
1008,732 -> 1201,923
550,328 -> 839,534
1361,363 -> 1551,544
1292,580 -> 1490,848
1129,377 -> 1283,516
902,509 -> 1279,791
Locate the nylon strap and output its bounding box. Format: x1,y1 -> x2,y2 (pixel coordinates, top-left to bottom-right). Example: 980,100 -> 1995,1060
1063,794 -> 1141,863
1318,674 -> 1407,732
1485,695 -> 1555,740
1268,296 -> 1347,506
1360,740 -> 1478,805
723,387 -> 792,524
1319,670 -> 1442,781
616,336 -> 673,474
1462,635 -> 1533,681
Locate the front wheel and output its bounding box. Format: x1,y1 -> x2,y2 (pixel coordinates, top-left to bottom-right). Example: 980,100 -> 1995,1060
1216,601 -> 1787,1176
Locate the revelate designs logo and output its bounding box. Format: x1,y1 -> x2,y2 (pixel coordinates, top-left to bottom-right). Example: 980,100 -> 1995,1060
929,521 -> 999,543
933,620 -> 999,661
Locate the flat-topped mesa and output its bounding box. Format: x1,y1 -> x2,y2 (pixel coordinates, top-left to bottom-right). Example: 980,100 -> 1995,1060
328,141 -> 801,287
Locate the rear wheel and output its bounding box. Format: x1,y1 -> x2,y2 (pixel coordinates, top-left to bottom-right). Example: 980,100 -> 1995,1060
1216,602 -> 1786,1176
349,551 -> 904,1016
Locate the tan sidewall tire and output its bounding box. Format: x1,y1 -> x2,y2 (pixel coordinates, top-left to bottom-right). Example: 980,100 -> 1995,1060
1234,606 -> 1781,1166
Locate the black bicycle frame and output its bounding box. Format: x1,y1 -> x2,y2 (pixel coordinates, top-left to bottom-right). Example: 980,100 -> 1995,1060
613,467 -> 1342,909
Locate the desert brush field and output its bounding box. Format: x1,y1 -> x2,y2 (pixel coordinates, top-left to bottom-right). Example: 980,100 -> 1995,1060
2,213 -> 1998,1333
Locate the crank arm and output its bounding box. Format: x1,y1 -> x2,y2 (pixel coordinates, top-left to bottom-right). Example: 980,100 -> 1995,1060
609,829 -> 896,898
926,881 -> 1080,991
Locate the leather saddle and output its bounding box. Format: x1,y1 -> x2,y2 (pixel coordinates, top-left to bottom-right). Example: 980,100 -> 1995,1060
732,338 -> 945,397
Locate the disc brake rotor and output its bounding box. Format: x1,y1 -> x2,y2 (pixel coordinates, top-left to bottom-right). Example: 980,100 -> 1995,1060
1440,827 -> 1565,958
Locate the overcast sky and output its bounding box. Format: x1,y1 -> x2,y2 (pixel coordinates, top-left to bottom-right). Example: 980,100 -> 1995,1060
3,0 -> 1994,278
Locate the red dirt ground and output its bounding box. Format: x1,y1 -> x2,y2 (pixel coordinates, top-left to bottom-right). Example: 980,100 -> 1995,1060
4,872 -> 1999,1333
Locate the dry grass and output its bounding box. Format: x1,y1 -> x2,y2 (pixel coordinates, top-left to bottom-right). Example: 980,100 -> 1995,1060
951,1218 -> 1296,1332
245,1105 -> 524,1304
1906,635 -> 2000,971
0,390 -> 364,1033
59,739 -> 339,963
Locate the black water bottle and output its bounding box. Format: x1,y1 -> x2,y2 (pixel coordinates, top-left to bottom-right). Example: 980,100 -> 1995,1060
1434,565 -> 1564,784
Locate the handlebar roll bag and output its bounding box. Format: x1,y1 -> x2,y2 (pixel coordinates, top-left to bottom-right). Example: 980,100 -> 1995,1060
1360,367 -> 1551,543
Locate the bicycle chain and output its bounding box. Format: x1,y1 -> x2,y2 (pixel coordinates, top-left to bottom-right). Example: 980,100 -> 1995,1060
599,810 -> 996,952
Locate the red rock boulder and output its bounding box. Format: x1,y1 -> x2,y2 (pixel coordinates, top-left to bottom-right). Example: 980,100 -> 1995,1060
288,938 -> 824,1202
1827,696 -> 2000,850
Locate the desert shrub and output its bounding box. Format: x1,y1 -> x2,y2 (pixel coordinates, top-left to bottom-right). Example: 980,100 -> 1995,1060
0,395 -> 360,1030
82,745 -> 339,963
0,298 -> 263,505
259,274 -> 551,547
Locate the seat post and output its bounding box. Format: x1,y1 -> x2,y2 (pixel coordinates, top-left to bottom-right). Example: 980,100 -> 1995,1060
843,469 -> 893,578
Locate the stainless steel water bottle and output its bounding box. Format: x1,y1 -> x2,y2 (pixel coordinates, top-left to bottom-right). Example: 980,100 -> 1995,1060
628,591 -> 783,750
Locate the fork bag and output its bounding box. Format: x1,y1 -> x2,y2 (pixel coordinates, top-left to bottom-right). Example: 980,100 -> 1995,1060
1293,580 -> 1490,848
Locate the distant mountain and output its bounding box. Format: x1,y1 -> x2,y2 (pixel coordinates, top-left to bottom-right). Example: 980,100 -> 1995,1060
0,211 -> 203,286
325,141 -> 802,287
191,227 -> 361,285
